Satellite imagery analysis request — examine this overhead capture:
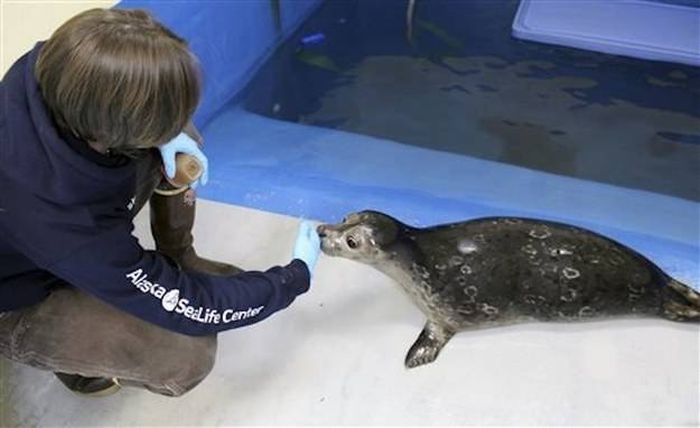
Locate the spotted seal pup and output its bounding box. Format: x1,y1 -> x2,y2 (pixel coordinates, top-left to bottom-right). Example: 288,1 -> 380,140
317,211 -> 699,368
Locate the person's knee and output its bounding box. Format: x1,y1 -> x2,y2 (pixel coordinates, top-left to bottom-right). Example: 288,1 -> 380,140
152,334 -> 217,397
171,339 -> 216,396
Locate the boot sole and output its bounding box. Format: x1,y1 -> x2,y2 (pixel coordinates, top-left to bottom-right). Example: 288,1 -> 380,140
68,378 -> 122,398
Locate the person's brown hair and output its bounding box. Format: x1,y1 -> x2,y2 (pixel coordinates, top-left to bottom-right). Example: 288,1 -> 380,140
35,8 -> 201,153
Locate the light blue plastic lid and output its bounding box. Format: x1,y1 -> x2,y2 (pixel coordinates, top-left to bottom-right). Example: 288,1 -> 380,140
512,0 -> 700,66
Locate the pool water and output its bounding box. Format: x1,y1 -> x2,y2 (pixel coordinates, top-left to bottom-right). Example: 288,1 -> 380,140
242,0 -> 700,201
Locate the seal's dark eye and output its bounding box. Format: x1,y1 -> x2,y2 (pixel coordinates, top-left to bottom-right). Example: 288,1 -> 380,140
346,236 -> 358,249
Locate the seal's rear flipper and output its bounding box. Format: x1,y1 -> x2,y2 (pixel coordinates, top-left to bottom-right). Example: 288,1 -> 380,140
663,279 -> 700,321
405,321 -> 454,369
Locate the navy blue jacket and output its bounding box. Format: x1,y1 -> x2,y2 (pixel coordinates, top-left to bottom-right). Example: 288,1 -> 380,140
0,44 -> 310,335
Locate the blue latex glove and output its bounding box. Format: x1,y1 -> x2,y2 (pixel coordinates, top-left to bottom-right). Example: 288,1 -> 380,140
293,220 -> 321,278
158,132 -> 209,188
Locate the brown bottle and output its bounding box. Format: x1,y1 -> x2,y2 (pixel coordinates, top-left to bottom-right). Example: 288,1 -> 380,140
166,153 -> 203,188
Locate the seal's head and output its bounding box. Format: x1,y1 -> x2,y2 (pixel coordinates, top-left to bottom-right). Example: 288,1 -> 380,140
317,210 -> 403,264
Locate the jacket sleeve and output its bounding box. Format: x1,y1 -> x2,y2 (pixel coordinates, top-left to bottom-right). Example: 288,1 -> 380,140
43,223 -> 311,336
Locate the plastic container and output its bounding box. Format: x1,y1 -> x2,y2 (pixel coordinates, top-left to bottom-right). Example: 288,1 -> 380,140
512,0 -> 700,66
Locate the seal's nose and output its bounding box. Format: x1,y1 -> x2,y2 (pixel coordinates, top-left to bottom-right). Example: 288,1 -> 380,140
316,224 -> 327,238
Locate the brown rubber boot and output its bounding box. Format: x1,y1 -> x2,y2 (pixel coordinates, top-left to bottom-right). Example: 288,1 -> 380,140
149,189 -> 242,276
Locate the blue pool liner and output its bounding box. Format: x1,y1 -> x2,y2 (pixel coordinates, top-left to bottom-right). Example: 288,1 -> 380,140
512,0 -> 700,66
198,107 -> 700,290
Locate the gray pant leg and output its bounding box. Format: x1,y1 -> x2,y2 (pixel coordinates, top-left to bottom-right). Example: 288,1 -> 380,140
0,287 -> 216,397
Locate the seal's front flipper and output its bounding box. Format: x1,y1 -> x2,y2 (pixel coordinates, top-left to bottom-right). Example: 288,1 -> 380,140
405,321 -> 454,369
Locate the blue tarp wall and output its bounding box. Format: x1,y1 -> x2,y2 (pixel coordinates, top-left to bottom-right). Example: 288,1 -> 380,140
117,0 -> 322,128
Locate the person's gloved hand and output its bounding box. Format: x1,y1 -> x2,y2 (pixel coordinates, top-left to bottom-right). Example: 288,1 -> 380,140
158,132 -> 209,188
293,220 -> 321,278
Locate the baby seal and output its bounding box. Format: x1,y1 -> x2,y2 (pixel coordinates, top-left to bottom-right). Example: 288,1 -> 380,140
317,211 -> 699,368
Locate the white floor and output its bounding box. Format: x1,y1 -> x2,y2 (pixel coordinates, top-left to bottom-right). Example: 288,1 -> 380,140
2,200 -> 698,426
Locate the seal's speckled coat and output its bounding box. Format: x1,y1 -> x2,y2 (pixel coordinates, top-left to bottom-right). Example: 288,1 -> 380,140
318,211 -> 699,368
